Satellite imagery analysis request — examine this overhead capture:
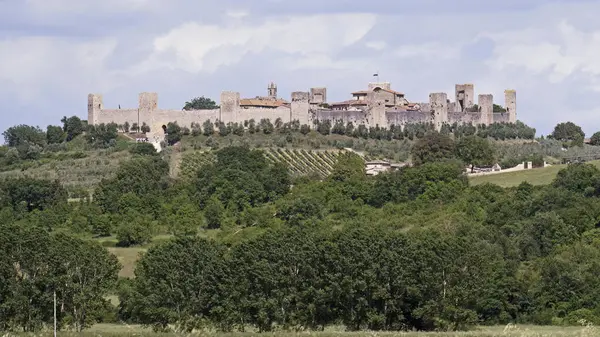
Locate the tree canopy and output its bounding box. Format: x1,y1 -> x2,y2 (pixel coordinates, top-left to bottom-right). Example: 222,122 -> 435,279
183,96 -> 219,110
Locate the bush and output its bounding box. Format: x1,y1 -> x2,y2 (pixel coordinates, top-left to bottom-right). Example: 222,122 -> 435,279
129,143 -> 157,156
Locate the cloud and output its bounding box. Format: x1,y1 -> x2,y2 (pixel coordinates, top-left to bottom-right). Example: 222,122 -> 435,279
365,41 -> 387,51
4,0 -> 600,136
0,36 -> 118,101
395,42 -> 460,60
24,0 -> 156,13
135,13 -> 377,74
484,20 -> 600,87
225,9 -> 249,19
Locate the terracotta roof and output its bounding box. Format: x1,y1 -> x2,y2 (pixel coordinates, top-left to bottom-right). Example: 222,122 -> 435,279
240,98 -> 289,108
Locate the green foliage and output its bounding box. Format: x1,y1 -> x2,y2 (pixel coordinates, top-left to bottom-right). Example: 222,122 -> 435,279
0,223 -> 119,331
411,131 -> 456,165
193,147 -> 290,213
202,119 -> 214,136
552,122 -> 585,147
61,116 -> 85,141
0,177 -> 67,212
3,124 -> 46,147
86,123 -> 118,148
493,104 -> 506,112
5,115 -> 600,333
552,163 -> 600,194
46,125 -> 66,144
165,122 -> 182,146
456,135 -> 495,172
477,121 -> 536,140
94,156 -> 169,213
183,96 -> 219,110
129,142 -> 157,156
590,131 -> 600,146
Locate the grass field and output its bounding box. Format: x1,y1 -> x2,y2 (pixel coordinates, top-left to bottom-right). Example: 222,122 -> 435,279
469,160 -> 600,188
17,323 -> 597,337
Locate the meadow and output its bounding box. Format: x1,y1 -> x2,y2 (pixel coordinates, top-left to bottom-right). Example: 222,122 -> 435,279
469,160 -> 600,187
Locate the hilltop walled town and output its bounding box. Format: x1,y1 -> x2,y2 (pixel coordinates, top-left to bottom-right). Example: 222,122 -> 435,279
88,81 -> 516,140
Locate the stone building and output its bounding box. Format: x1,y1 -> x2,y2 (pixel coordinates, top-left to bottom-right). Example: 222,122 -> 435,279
88,81 -> 516,135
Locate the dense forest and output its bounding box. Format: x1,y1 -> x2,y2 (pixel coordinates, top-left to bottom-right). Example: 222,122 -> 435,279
3,118 -> 600,333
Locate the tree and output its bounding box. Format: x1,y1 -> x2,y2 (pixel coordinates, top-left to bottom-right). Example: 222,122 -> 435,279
411,131 -> 456,166
3,124 -> 46,147
0,177 -> 67,212
46,125 -> 66,144
202,119 -> 214,136
329,152 -> 365,182
85,123 -> 118,148
126,237 -> 228,332
183,96 -> 219,110
141,122 -> 150,133
551,122 -> 585,145
129,142 -> 157,156
50,233 -> 120,331
552,163 -> 600,193
166,122 -> 182,146
204,196 -> 224,229
493,104 -> 506,113
123,121 -> 131,133
300,124 -> 310,135
590,131 -> 600,146
61,116 -> 84,141
455,135 -> 495,173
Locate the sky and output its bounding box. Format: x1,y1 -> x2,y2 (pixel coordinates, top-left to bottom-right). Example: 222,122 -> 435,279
1,0 -> 600,136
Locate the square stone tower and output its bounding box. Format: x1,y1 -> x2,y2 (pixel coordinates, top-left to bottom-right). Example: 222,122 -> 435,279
310,87 -> 327,105
429,92 -> 448,131
478,94 -> 493,125
291,91 -> 310,126
505,90 -> 516,123
455,84 -> 474,112
87,94 -> 103,125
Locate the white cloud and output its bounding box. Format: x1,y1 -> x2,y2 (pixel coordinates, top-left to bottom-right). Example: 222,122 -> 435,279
484,21 -> 600,88
394,42 -> 460,60
365,41 -> 387,50
136,13 -> 377,74
24,0 -> 156,13
225,9 -> 249,19
0,37 -> 118,101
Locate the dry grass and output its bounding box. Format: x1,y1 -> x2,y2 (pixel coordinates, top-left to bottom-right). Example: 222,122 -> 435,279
107,247 -> 147,278
469,160 -> 600,188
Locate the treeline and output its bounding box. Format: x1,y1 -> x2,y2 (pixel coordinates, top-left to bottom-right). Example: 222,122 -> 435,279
168,119 -> 536,142
0,116 -> 147,167
118,159 -> 600,332
0,222 -> 119,332
4,142 -> 600,331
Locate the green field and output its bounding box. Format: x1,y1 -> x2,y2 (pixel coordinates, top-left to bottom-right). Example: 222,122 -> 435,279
24,323 -> 597,337
469,160 -> 600,187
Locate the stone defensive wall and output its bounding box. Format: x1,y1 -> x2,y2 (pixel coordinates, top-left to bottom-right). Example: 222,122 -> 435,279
87,85 -> 516,132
